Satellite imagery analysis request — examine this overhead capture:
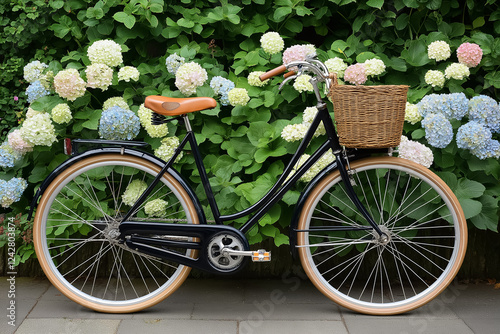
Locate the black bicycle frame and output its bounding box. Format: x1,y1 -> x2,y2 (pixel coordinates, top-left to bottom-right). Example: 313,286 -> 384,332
121,100 -> 385,238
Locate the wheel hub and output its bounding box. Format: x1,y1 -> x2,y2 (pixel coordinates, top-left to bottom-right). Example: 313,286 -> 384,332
373,225 -> 391,246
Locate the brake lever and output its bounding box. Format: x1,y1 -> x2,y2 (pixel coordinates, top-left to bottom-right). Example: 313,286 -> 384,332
279,74 -> 298,91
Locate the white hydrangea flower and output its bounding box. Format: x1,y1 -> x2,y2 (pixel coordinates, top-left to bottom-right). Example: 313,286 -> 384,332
293,75 -> 313,93
26,107 -> 43,119
364,58 -> 386,76
138,104 -> 169,138
303,44 -> 317,57
19,113 -> 57,146
144,198 -> 168,218
324,57 -> 348,78
248,71 -> 268,87
23,60 -> 48,83
154,136 -> 183,162
260,32 -> 284,55
227,88 -> 250,106
428,40 -> 451,62
303,106 -> 326,136
398,136 -> 433,168
404,102 -> 422,125
51,104 -> 72,124
118,66 -> 140,82
122,180 -> 147,206
85,63 -> 113,91
281,123 -> 309,142
424,70 -> 445,87
87,39 -> 123,67
290,150 -> 336,183
444,63 -> 470,80
175,62 -> 208,96
103,97 -> 130,111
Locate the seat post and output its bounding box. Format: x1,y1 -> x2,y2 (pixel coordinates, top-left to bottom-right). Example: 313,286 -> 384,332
182,114 -> 193,132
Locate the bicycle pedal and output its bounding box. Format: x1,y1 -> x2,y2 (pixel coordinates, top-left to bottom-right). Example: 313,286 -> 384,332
252,249 -> 271,262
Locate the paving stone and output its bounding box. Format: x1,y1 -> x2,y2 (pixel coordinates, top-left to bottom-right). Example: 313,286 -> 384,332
14,319 -> 120,334
117,319 -> 237,334
237,320 -> 348,334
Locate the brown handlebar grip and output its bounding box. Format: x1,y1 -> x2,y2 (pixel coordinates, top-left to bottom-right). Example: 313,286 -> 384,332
284,71 -> 296,79
259,65 -> 287,81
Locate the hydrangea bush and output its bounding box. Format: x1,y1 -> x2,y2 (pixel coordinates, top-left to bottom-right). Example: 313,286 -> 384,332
1,1 -> 500,269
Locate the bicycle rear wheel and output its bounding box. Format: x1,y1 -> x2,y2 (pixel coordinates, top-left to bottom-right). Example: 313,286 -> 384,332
34,153 -> 199,313
297,157 -> 467,315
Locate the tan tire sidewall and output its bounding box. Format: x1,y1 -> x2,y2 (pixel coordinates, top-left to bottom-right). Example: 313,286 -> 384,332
33,154 -> 199,313
297,157 -> 467,315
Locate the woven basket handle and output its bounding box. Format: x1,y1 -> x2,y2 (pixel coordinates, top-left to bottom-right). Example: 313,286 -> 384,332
329,72 -> 338,87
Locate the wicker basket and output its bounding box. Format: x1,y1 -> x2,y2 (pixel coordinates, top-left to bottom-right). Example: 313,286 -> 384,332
328,75 -> 408,148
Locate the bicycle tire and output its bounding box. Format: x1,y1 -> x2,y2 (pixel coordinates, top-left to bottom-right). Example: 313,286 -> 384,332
297,157 -> 467,315
34,153 -> 199,313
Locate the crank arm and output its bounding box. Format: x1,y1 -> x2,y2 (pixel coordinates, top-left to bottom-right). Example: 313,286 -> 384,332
221,248 -> 271,262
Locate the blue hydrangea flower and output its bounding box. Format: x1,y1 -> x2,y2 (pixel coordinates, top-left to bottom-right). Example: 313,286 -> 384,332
417,94 -> 449,118
0,142 -> 21,168
210,76 -> 234,106
165,53 -> 185,74
0,177 -> 28,208
99,106 -> 140,140
421,113 -> 453,148
471,139 -> 500,160
468,95 -> 500,133
456,121 -> 492,151
26,80 -> 50,103
446,93 -> 468,120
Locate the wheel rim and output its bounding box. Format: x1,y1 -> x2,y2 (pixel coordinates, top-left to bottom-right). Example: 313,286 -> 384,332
298,158 -> 466,314
34,155 -> 197,311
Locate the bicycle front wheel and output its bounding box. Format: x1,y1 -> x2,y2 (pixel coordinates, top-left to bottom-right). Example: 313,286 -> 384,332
297,157 -> 467,315
34,153 -> 199,313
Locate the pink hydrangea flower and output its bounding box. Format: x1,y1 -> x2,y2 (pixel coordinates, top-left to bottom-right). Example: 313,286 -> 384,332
282,45 -> 308,65
344,63 -> 367,85
53,69 -> 86,101
456,42 -> 483,68
8,129 -> 33,154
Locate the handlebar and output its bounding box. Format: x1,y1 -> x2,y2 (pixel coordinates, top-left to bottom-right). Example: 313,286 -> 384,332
259,65 -> 287,81
259,58 -> 333,92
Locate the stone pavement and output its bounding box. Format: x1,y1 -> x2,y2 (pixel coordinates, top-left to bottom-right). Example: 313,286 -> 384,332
1,276 -> 499,334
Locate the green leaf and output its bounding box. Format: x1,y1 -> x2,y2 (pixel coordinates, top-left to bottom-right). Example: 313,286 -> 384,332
366,0 -> 384,9
473,17 -> 485,29
458,198 -> 482,220
150,4 -> 164,13
260,224 -> 278,237
402,0 -> 419,8
425,0 -> 442,10
97,20 -> 114,35
113,12 -> 136,29
177,18 -> 194,28
255,146 -> 287,163
50,24 -> 70,38
82,110 -> 102,130
454,179 -> 485,199
274,233 -> 289,247
50,0 -> 65,9
274,7 -> 292,21
470,195 -> 499,231
247,121 -> 276,148
401,40 -> 431,67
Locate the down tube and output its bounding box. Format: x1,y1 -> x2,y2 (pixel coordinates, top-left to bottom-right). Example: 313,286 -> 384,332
219,109 -> 328,224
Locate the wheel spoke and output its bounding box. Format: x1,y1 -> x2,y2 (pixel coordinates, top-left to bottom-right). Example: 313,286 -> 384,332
297,159 -> 466,314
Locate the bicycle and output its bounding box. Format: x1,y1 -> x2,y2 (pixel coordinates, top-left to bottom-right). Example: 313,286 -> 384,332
29,57 -> 467,315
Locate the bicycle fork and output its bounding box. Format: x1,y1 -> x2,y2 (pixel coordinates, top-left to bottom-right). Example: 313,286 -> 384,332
334,151 -> 389,241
